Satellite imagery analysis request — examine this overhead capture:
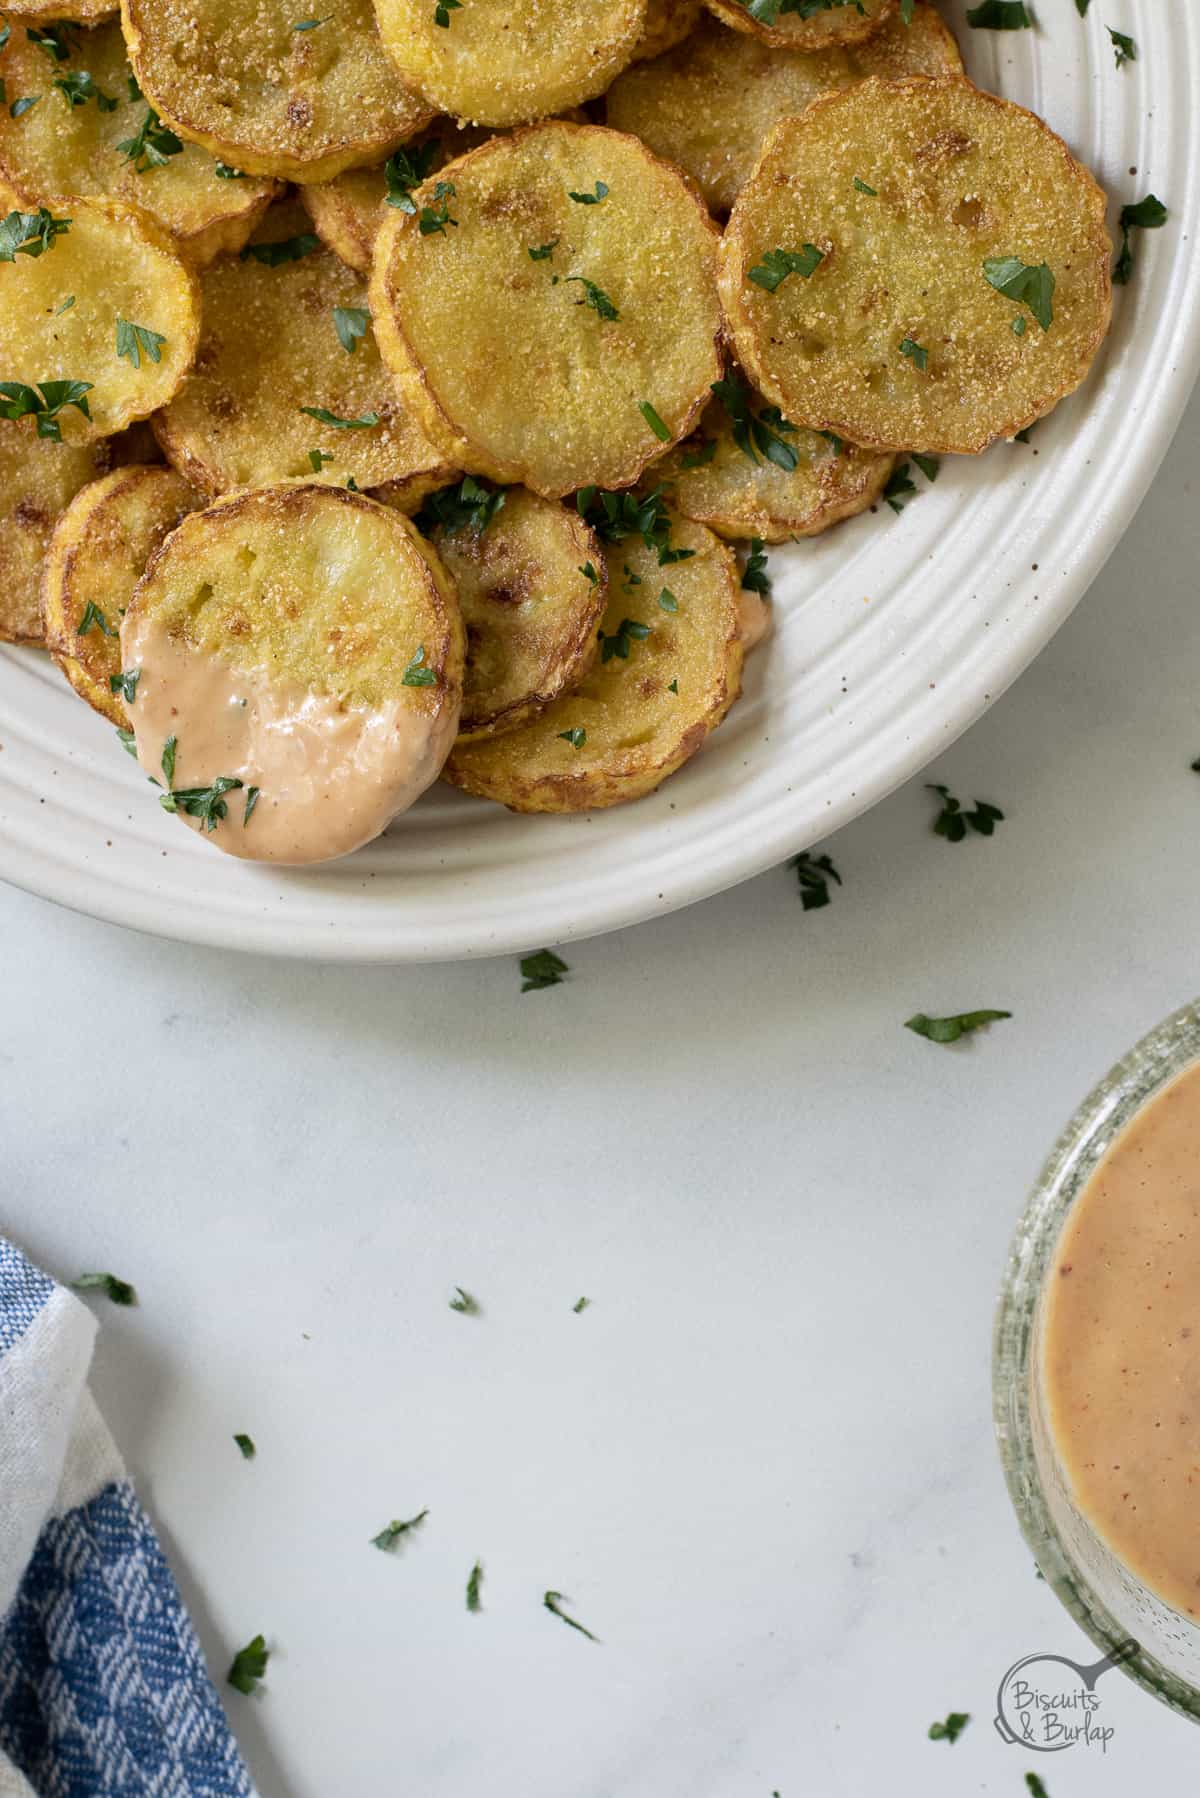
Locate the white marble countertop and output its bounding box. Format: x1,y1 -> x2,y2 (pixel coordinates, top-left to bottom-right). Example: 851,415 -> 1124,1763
4,388 -> 1200,1795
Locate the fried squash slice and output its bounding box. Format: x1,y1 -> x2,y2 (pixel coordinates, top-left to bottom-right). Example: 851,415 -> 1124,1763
634,0 -> 703,62
370,122 -> 723,499
122,483 -> 464,862
703,0 -> 895,51
370,0 -> 646,128
0,195 -> 199,443
0,24 -> 277,266
658,373 -> 893,541
420,482 -> 607,741
607,3 -> 961,216
0,0 -> 113,27
121,0 -> 435,184
0,429 -> 120,642
42,463 -> 201,723
154,200 -> 451,496
444,511 -> 742,811
719,78 -> 1112,455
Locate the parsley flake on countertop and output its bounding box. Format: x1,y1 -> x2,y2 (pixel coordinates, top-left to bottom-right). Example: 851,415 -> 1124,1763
520,948 -> 568,992
791,850 -> 840,911
116,318 -> 166,368
639,399 -> 671,441
73,1272 -> 136,1305
568,180 -> 608,205
742,538 -> 770,595
242,232 -> 320,265
401,644 -> 437,686
928,1711 -> 970,1743
385,141 -> 439,212
544,1591 -> 599,1642
0,206 -> 70,260
466,1560 -> 484,1610
1108,25 -> 1135,67
565,275 -> 619,321
899,336 -> 927,370
711,375 -> 798,471
227,1635 -> 269,1695
0,378 -> 92,439
77,601 -> 116,638
1113,193 -> 1167,285
965,0 -> 1031,26
983,257 -> 1054,331
749,244 -> 823,291
332,305 -> 369,353
926,783 -> 1004,841
905,1009 -> 1012,1044
371,1509 -> 428,1550
298,405 -> 380,429
449,1285 -> 481,1314
234,1433 -> 256,1459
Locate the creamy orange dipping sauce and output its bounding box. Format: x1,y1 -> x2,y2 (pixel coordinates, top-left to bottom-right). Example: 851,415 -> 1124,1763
1043,1059 -> 1200,1618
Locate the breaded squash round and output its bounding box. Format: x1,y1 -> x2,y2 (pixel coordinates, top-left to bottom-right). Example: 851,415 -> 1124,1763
0,24 -> 277,266
370,122 -> 724,499
371,0 -> 646,128
607,3 -> 960,216
121,483 -> 464,862
0,195 -> 199,442
120,0 -> 436,184
657,374 -> 893,541
42,463 -> 201,724
718,78 -> 1113,455
0,427 -> 118,642
154,200 -> 450,496
704,0 -> 895,51
420,482 -> 607,740
444,511 -> 742,811
0,0 -> 113,26
634,0 -> 703,62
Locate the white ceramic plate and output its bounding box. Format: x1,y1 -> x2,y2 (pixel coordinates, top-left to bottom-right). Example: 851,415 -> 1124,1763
2,1 -> 1197,962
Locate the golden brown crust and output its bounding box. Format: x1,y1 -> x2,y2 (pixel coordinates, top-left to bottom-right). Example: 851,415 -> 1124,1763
42,464 -> 201,724
633,0 -> 703,62
369,121 -> 724,499
0,0 -> 114,22
120,0 -> 436,183
0,430 -> 117,644
718,77 -> 1113,455
607,3 -> 961,216
444,512 -> 742,810
703,0 -> 895,51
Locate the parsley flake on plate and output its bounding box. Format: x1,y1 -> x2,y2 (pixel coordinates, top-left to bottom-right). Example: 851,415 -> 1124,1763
965,0 -> 1031,26
1108,25 -> 1135,67
520,948 -> 568,992
449,1285 -> 481,1314
791,850 -> 840,911
748,244 -> 823,291
543,1590 -> 599,1643
928,1711 -> 970,1743
371,1509 -> 428,1550
1113,193 -> 1167,285
1025,1778 -> 1049,1798
905,1009 -> 1012,1044
983,256 -> 1054,331
227,1635 -> 269,1695
466,1560 -> 484,1610
234,1433 -> 256,1459
742,538 -> 770,595
160,775 -> 244,832
573,1297 -> 590,1313
926,782 -> 1004,841
73,1271 -> 136,1305
711,374 -> 798,471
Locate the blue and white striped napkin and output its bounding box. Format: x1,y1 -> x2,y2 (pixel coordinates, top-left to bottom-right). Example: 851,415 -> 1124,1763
0,1238 -> 253,1797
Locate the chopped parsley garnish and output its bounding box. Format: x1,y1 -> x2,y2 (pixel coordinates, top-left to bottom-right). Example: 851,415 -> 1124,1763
10,96 -> 40,120
965,0 -> 1031,25
307,447 -> 334,471
109,668 -> 140,702
667,677 -> 678,693
1075,0 -> 1090,11
568,180 -> 608,205
1113,193 -> 1167,285
528,239 -> 558,260
657,587 -> 677,613
558,727 -> 587,748
983,257 -> 1054,331
599,617 -> 651,662
565,275 -> 619,321
77,601 -> 116,637
115,105 -> 182,170
53,69 -> 117,109
883,462 -> 918,513
56,295 -> 75,314
214,162 -> 245,179
332,305 -> 369,353
115,317 -> 166,368
292,13 -> 332,25
742,538 -> 770,595
926,782 -> 1004,841
520,948 -> 568,992
1012,315 -> 1027,336
1108,25 -> 1135,66
853,176 -> 877,196
911,452 -> 939,482
578,560 -> 598,584
434,0 -> 461,23
371,1509 -> 428,1550
227,1636 -> 269,1695
711,374 -> 798,471
384,140 -> 440,213
905,1009 -> 1012,1044
748,244 -> 823,291
161,775 -> 244,831
928,1712 -> 970,1743
234,1433 -> 256,1459
418,181 -> 457,235
791,850 -> 840,911
466,1560 -> 483,1611
739,0 -> 864,25
0,376 -> 91,438
680,437 -> 718,469
819,429 -> 844,455
450,1286 -> 480,1314
899,336 -> 928,370
573,1297 -> 590,1313
543,1591 -> 599,1643
401,644 -> 437,687
161,736 -> 176,785
639,399 -> 671,441
241,232 -> 320,265
25,22 -> 75,61
73,1271 -> 136,1305
117,727 -> 138,758
298,405 -> 380,429
0,206 -> 71,261
1025,1778 -> 1049,1798
575,485 -> 692,565
244,786 -> 260,825
415,475 -> 506,535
